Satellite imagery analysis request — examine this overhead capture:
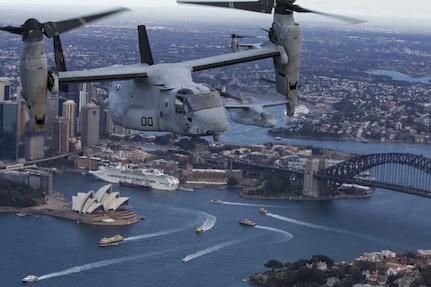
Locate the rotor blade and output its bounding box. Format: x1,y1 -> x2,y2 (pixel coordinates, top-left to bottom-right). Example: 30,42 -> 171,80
285,3 -> 366,24
176,0 -> 274,14
42,7 -> 130,38
0,26 -> 22,35
53,35 -> 68,92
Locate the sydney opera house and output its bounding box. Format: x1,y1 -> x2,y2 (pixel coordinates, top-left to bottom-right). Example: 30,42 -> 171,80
72,184 -> 129,214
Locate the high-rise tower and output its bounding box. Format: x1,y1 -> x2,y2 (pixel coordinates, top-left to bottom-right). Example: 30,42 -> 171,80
80,103 -> 100,147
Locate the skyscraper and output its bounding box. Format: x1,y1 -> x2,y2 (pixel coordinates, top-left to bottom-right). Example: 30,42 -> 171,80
62,99 -> 77,139
47,94 -> 59,138
0,77 -> 10,101
0,101 -> 18,161
80,103 -> 100,147
52,116 -> 69,154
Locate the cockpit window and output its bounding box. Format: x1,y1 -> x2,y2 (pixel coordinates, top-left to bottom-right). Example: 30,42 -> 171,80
185,92 -> 223,112
175,89 -> 222,114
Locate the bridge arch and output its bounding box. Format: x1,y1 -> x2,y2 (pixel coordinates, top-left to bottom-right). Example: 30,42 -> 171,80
320,153 -> 431,178
316,153 -> 431,197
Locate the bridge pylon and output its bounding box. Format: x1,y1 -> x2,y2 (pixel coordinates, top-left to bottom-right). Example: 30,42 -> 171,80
303,157 -> 330,198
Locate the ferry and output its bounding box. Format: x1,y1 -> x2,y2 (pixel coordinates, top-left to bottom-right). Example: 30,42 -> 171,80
89,165 -> 179,191
22,275 -> 38,283
210,199 -> 222,204
196,226 -> 204,233
239,219 -> 256,227
99,234 -> 124,247
259,207 -> 268,214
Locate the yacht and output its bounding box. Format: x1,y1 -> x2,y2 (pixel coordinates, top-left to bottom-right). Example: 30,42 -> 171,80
22,275 -> 38,283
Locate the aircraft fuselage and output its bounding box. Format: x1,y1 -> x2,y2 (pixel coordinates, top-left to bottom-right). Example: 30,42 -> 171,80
108,65 -> 229,141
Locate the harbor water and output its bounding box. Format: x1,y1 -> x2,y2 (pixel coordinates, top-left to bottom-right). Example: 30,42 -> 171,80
2,126 -> 431,287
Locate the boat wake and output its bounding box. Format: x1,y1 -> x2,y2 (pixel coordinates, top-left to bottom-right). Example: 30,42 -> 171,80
181,239 -> 240,262
124,229 -> 182,242
266,213 -> 387,243
38,256 -> 140,280
37,247 -> 180,281
220,201 -> 286,208
200,213 -> 217,231
254,225 -> 293,242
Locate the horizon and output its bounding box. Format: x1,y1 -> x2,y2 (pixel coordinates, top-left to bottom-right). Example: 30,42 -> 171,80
0,1 -> 430,32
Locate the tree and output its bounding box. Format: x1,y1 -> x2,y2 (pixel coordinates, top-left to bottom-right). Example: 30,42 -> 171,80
264,259 -> 284,272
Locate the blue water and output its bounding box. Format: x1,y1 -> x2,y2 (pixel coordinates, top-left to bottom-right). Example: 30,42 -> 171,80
367,69 -> 431,84
2,126 -> 431,286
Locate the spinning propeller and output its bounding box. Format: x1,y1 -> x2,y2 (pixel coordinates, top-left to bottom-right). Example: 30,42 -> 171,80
0,7 -> 129,39
178,0 -> 364,24
0,7 -> 129,132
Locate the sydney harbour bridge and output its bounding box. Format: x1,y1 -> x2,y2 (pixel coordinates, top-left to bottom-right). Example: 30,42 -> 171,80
316,153 -> 431,198
225,152 -> 431,199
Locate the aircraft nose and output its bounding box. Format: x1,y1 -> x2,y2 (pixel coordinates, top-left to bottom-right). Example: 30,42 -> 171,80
188,107 -> 229,137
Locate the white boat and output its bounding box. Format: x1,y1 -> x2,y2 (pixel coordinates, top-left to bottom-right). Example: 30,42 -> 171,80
239,219 -> 256,227
89,165 -> 179,191
22,275 -> 38,283
259,207 -> 268,214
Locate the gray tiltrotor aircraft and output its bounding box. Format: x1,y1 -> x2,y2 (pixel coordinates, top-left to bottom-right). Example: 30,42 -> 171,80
0,1 -> 362,141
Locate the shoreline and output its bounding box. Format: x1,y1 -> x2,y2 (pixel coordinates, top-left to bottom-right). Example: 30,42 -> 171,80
239,191 -> 373,201
4,191 -> 144,226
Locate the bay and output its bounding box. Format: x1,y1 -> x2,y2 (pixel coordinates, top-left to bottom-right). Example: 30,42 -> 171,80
367,69 -> 431,84
2,126 -> 431,287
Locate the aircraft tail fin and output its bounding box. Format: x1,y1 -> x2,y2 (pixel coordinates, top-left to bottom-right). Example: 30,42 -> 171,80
138,25 -> 154,65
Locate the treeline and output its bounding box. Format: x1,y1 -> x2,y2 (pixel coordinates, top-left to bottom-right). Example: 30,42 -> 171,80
0,180 -> 45,208
252,255 -> 431,286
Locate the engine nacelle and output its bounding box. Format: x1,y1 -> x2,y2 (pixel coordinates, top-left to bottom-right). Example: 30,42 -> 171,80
48,70 -> 59,94
272,16 -> 302,117
20,41 -> 48,132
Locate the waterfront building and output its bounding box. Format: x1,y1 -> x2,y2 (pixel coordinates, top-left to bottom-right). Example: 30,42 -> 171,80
0,169 -> 52,193
72,184 -> 129,214
24,130 -> 45,160
80,103 -> 100,147
0,101 -> 18,161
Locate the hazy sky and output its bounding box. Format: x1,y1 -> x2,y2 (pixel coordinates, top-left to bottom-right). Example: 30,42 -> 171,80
1,0 -> 431,28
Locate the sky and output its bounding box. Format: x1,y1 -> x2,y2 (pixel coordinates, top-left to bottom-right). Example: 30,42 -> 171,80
1,0 -> 431,28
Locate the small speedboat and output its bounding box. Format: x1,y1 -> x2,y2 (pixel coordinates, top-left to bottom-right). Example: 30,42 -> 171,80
239,219 -> 256,227
259,207 -> 268,214
210,199 -> 222,204
22,275 -> 38,283
196,226 -> 204,233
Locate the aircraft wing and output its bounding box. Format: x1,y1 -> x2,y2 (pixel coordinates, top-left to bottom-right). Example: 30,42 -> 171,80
224,100 -> 287,109
58,43 -> 280,83
181,43 -> 281,72
58,64 -> 148,84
